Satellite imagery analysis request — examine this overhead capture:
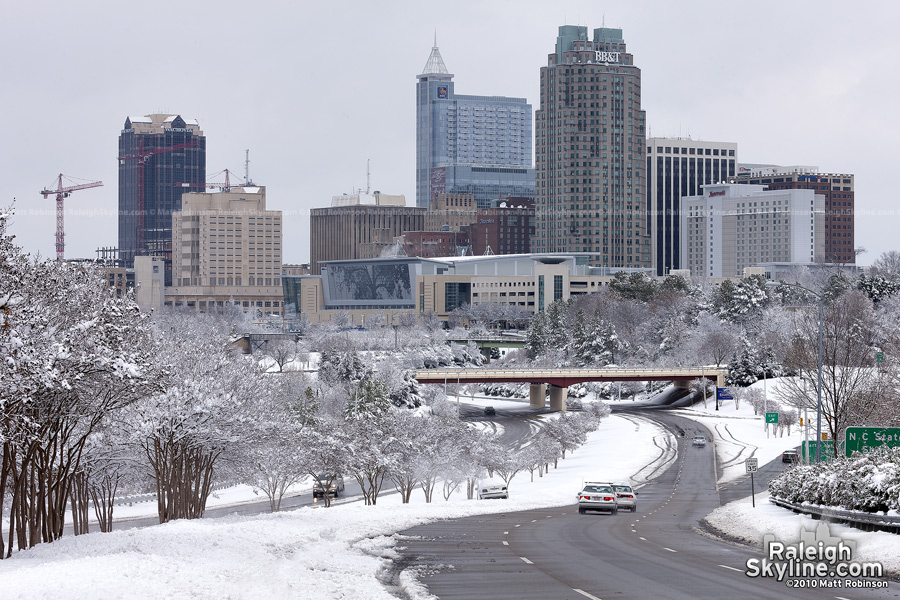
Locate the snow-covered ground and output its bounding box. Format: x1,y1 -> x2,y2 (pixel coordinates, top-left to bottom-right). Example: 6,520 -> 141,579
0,410 -> 673,599
3,384 -> 894,599
706,491 -> 900,576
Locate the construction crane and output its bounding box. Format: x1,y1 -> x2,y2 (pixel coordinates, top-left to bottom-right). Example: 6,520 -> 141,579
175,169 -> 246,192
39,174 -> 103,260
118,140 -> 199,254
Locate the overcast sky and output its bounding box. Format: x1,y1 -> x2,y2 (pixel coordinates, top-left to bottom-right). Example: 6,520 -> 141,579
3,0 -> 897,266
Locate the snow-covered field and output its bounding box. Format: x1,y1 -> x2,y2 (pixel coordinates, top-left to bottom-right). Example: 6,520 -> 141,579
0,410 -> 672,599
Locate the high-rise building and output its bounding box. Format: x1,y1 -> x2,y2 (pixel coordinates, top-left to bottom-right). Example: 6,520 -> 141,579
118,114 -> 206,283
646,138 -> 738,275
309,192 -> 425,274
164,186 -> 283,314
416,42 -> 534,209
735,165 -> 855,264
535,25 -> 649,268
680,183 -> 824,278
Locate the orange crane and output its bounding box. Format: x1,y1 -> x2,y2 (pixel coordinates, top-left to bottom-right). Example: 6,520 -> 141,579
40,174 -> 103,260
118,140 -> 199,254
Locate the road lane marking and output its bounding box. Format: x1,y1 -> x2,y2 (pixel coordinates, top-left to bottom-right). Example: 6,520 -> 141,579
515,524 -> 521,527
531,519 -> 537,523
664,547 -> 677,552
520,556 -> 533,564
573,589 -> 602,600
504,531 -> 509,535
719,564 -> 743,572
502,541 -> 509,546
639,537 -> 647,541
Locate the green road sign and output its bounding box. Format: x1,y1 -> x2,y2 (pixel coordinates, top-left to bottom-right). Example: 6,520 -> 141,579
802,440 -> 835,462
844,426 -> 900,457
766,412 -> 779,424
876,352 -> 885,363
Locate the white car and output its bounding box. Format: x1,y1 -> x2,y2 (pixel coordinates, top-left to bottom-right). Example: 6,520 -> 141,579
578,482 -> 618,514
478,479 -> 509,499
692,436 -> 707,447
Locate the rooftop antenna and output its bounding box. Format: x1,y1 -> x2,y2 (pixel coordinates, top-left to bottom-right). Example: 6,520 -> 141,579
366,159 -> 371,195
244,149 -> 253,185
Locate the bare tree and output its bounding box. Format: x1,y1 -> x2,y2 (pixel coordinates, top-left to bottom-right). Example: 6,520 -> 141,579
776,290 -> 885,442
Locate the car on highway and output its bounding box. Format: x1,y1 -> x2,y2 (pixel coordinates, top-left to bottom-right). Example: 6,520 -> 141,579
478,479 -> 508,499
483,406 -> 496,416
578,482 -> 618,514
782,450 -> 800,464
691,436 -> 707,446
312,474 -> 345,498
609,483 -> 638,512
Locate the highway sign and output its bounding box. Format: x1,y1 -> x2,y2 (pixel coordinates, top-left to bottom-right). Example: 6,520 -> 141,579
802,440 -> 835,462
876,352 -> 885,363
745,457 -> 758,473
844,426 -> 900,456
765,412 -> 779,424
716,387 -> 734,401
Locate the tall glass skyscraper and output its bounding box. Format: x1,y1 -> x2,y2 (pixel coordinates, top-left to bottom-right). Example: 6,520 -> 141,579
118,114 -> 206,284
534,25 -> 649,268
416,43 -> 534,210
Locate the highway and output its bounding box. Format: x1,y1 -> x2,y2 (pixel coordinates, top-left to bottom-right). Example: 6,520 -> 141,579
395,410 -> 897,600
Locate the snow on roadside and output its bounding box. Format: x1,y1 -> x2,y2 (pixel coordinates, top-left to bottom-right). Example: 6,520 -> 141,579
0,413 -> 670,600
674,377 -> 805,484
704,491 -> 900,576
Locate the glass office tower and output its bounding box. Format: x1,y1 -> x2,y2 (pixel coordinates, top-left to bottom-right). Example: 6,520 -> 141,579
416,43 -> 534,209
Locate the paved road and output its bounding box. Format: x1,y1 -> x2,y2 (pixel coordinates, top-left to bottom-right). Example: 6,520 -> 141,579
396,410 -> 897,600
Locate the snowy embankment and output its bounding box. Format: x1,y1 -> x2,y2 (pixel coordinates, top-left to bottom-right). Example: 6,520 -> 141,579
0,411 -> 672,600
704,491 -> 900,576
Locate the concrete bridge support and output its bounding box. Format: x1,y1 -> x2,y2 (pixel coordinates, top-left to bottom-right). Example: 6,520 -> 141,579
549,384 -> 568,412
529,383 -> 546,408
480,347 -> 491,363
674,380 -> 691,389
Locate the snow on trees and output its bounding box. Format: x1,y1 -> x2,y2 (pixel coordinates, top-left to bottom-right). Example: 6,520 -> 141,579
1,210 -> 159,556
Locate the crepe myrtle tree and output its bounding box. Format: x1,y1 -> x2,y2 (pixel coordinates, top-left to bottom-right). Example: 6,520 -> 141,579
300,421 -> 351,508
231,373 -> 315,512
0,210 -> 160,556
125,321 -> 265,524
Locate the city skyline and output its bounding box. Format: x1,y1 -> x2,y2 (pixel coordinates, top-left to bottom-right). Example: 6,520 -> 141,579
3,1 -> 897,266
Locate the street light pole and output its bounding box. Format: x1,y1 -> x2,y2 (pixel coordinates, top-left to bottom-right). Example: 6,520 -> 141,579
768,280 -> 824,463
816,295 -> 823,463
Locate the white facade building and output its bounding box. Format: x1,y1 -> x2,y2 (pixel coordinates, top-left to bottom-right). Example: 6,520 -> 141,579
680,183 -> 824,278
646,138 -> 738,275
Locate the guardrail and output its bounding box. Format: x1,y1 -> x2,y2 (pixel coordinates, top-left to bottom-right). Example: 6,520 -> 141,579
769,496 -> 900,535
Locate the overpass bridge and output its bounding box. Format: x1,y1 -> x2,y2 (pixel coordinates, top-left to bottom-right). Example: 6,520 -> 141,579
413,367 -> 728,411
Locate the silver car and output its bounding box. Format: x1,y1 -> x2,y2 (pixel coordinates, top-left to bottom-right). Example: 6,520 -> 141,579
478,480 -> 509,499
578,482 -> 618,514
610,483 -> 637,512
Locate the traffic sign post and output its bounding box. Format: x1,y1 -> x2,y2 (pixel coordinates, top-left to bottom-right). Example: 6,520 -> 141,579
746,458 -> 759,507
